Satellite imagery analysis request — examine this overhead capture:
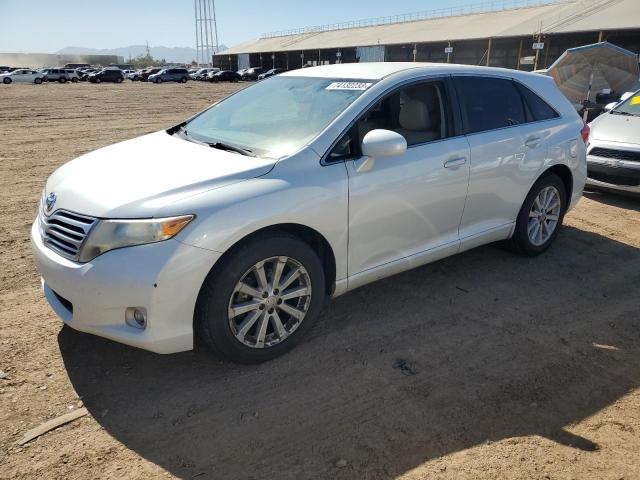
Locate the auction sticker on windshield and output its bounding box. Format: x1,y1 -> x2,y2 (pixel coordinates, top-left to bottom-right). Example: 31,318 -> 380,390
326,81 -> 372,91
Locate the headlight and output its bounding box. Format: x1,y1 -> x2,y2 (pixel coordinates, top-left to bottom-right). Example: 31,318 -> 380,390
78,215 -> 194,263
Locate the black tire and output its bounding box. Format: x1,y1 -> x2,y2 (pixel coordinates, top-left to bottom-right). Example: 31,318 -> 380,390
59,77 -> 67,83
34,77 -> 42,84
94,77 -> 101,84
510,172 -> 567,256
3,77 -> 11,84
115,77 -> 122,83
195,233 -> 326,364
181,76 -> 188,83
155,78 -> 162,83
71,77 -> 79,83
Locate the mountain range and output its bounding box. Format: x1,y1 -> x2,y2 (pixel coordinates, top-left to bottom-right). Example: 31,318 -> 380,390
56,44 -> 227,63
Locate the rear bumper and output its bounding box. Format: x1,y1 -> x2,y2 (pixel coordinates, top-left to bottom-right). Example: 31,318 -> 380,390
31,220 -> 220,353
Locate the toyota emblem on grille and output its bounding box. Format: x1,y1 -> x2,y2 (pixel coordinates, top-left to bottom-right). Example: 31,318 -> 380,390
45,192 -> 57,212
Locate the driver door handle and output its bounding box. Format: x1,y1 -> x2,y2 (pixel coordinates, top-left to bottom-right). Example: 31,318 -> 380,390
443,157 -> 467,169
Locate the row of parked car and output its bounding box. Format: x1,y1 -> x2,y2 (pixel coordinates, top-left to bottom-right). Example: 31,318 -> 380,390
0,64 -> 291,86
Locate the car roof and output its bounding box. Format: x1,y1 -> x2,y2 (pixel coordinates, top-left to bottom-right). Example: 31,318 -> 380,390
282,62 -> 545,81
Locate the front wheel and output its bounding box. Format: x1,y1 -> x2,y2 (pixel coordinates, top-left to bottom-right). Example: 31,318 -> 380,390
115,77 -> 122,83
180,76 -> 187,83
34,77 -> 42,84
3,77 -> 11,84
195,234 -> 325,364
510,172 -> 567,256
155,78 -> 162,83
59,77 -> 67,83
71,77 -> 79,83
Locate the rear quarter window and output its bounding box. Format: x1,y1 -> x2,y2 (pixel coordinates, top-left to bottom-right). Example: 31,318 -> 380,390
515,82 -> 560,122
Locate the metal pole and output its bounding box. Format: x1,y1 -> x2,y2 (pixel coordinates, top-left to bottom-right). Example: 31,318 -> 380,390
598,31 -> 603,42
204,0 -> 213,65
413,43 -> 417,62
533,33 -> 541,70
212,0 -> 220,53
516,38 -> 523,70
194,0 -> 199,65
197,0 -> 203,64
486,38 -> 492,66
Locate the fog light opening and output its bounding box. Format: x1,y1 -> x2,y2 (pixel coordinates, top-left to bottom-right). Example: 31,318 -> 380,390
125,307 -> 147,329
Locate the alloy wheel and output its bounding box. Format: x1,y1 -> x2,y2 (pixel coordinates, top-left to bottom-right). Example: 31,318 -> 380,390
228,256 -> 312,349
528,186 -> 561,246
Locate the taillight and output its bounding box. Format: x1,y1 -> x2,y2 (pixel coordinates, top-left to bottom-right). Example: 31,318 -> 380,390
580,121 -> 590,144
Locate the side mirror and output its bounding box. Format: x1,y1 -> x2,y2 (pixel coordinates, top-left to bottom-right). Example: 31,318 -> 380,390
604,102 -> 617,112
361,129 -> 407,159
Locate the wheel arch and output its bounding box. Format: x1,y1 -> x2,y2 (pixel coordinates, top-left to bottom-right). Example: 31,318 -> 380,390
203,223 -> 337,297
540,163 -> 573,202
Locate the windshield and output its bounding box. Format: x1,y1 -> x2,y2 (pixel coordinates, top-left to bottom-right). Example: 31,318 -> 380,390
612,90 -> 640,116
184,76 -> 373,158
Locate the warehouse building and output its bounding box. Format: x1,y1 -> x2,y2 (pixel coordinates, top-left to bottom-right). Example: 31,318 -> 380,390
0,52 -> 122,69
214,0 -> 640,72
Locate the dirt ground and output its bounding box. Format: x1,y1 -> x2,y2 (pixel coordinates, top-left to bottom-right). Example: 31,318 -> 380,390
1,81 -> 639,480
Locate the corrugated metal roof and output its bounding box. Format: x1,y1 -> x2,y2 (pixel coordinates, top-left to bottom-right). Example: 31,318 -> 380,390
219,0 -> 639,55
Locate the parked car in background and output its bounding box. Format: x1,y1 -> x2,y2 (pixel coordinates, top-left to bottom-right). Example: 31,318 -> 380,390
122,69 -> 136,78
62,69 -> 80,82
241,67 -> 264,81
65,63 -> 90,69
191,68 -> 219,80
0,68 -> 45,84
41,68 -> 76,83
586,89 -> 640,195
77,68 -> 98,81
242,67 -> 265,80
0,65 -> 11,73
88,68 -> 125,83
257,68 -> 286,80
32,63 -> 586,363
149,68 -> 190,83
208,70 -> 241,82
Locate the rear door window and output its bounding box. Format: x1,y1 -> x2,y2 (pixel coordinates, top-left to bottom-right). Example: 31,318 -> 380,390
454,76 -> 525,134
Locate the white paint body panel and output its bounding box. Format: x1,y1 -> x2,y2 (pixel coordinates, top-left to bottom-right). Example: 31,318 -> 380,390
31,63 -> 586,353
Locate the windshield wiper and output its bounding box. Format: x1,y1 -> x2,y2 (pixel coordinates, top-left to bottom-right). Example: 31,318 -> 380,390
209,141 -> 255,157
167,121 -> 187,135
610,110 -> 634,116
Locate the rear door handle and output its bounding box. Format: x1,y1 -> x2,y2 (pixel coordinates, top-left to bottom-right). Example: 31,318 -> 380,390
525,136 -> 541,148
443,157 -> 467,169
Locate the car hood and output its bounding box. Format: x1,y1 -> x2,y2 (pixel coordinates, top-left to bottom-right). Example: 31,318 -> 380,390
590,112 -> 640,144
45,131 -> 276,218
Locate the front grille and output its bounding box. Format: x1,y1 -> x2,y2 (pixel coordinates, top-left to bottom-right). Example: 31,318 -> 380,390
40,210 -> 97,261
589,147 -> 640,163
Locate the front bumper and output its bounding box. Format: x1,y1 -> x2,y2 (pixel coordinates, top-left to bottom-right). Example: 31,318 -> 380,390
31,220 -> 220,353
586,140 -> 640,194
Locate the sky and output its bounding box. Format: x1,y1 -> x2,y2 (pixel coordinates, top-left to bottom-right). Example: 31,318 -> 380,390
0,0 -> 473,53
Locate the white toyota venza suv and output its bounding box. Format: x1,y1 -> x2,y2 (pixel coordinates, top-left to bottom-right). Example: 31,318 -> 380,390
32,63 -> 587,363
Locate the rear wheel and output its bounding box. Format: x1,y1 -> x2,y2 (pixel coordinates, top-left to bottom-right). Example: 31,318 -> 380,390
181,76 -> 188,83
195,234 -> 325,364
510,173 -> 567,256
94,77 -> 101,83
3,77 -> 11,84
59,77 -> 67,83
71,77 -> 79,83
34,77 -> 42,84
155,78 -> 163,83
115,77 -> 122,83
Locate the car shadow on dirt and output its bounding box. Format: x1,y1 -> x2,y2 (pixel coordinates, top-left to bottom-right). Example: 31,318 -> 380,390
59,225 -> 640,479
584,189 -> 640,211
